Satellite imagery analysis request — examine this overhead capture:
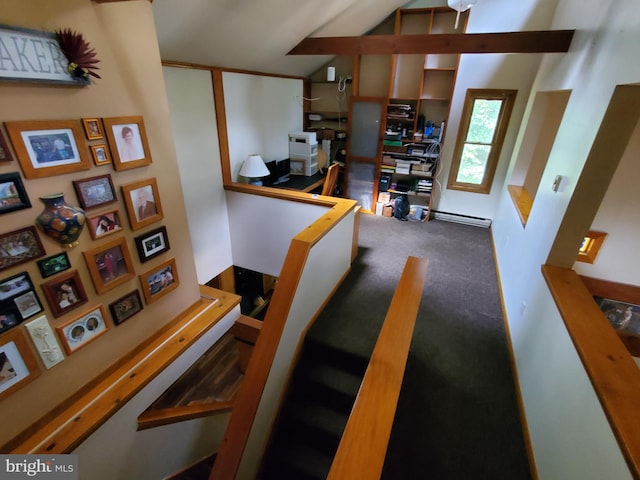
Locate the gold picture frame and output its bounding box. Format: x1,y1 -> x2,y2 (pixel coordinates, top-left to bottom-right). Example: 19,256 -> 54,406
4,119 -> 91,179
140,258 -> 179,304
121,178 -> 164,231
102,116 -> 152,171
0,328 -> 41,401
83,236 -> 135,294
90,144 -> 111,166
82,118 -> 104,140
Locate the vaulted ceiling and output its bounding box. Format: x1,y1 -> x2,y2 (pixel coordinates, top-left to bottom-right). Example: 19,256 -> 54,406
151,0 -> 409,77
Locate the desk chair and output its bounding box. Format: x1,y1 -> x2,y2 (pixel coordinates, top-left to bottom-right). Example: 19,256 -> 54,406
321,163 -> 340,196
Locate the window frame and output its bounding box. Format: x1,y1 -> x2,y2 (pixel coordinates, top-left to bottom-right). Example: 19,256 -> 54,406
447,89 -> 517,194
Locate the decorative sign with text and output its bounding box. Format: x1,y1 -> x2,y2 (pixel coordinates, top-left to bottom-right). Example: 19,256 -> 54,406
0,24 -> 89,86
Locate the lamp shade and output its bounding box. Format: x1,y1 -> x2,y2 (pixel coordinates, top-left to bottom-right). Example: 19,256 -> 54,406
239,154 -> 269,178
447,0 -> 478,12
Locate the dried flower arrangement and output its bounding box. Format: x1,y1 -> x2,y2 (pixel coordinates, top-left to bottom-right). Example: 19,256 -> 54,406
55,28 -> 101,80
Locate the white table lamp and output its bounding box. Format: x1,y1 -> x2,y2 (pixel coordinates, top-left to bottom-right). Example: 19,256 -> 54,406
239,154 -> 269,185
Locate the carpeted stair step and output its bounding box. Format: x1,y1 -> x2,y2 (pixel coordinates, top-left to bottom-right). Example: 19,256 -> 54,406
273,396 -> 349,455
260,436 -> 334,480
300,339 -> 369,378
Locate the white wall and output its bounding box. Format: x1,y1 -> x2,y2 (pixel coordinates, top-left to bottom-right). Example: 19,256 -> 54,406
223,72 -> 304,181
163,66 -> 234,284
434,0 -> 559,220
573,119 -> 640,285
225,191 -> 329,277
492,0 -> 640,478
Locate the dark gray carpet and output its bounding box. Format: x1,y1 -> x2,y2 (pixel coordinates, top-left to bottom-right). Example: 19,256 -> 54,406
306,214 -> 532,480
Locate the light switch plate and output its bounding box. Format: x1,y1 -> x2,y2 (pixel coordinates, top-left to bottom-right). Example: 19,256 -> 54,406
25,315 -> 65,369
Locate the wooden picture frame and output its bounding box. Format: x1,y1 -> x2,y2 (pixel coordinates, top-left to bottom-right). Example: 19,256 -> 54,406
87,209 -> 123,240
0,328 -> 41,402
0,271 -> 43,334
121,178 -> 163,231
0,226 -> 46,273
90,144 -> 111,166
82,118 -> 104,140
4,119 -> 91,179
83,237 -> 135,294
109,289 -> 143,326
41,269 -> 88,318
0,172 -> 31,215
135,225 -> 170,263
72,174 -> 117,210
37,252 -> 71,278
102,116 -> 152,171
140,258 -> 179,304
0,129 -> 14,162
56,304 -> 108,355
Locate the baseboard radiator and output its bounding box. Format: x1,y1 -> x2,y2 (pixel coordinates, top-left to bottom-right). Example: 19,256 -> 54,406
432,210 -> 492,228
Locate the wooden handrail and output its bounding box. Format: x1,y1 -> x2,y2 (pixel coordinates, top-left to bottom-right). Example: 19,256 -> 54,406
543,265 -> 640,479
2,286 -> 240,454
328,256 -> 428,479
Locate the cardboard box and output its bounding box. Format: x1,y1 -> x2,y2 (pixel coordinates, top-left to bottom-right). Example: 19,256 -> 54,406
382,204 -> 394,217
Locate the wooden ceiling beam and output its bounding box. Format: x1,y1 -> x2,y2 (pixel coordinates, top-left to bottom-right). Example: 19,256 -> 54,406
288,30 -> 574,56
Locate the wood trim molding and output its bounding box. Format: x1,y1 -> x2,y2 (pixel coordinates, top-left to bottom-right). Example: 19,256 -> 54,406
328,256 -> 428,479
542,265 -> 640,478
288,30 -> 575,56
2,286 -> 240,454
508,184 -> 533,226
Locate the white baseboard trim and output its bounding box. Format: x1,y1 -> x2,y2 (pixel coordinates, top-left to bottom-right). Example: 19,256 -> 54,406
432,210 -> 492,228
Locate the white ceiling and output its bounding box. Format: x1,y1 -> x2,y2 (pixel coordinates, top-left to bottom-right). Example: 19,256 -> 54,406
151,0 -> 412,78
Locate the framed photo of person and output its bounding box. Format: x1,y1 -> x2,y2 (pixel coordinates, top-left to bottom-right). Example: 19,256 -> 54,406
87,209 -> 123,240
89,144 -> 111,166
72,174 -> 117,210
41,269 -> 88,318
56,304 -> 108,355
0,226 -> 46,273
134,226 -> 170,263
0,129 -> 14,163
109,290 -> 143,326
82,118 -> 104,140
37,252 -> 71,278
0,172 -> 31,215
0,271 -> 43,334
4,119 -> 91,179
140,258 -> 179,304
0,328 -> 41,402
83,237 -> 135,294
121,178 -> 164,231
102,116 -> 152,171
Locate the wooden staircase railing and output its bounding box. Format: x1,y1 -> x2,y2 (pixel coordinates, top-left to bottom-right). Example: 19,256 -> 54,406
328,255 -> 428,479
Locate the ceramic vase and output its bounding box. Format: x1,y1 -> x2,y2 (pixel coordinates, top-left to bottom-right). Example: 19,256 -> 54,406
35,193 -> 86,247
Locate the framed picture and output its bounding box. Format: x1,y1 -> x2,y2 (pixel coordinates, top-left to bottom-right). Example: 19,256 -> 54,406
0,129 -> 14,162
0,226 -> 46,273
83,237 -> 135,294
87,209 -> 123,240
109,290 -> 143,326
82,118 -> 104,140
37,252 -> 71,278
72,174 -> 117,210
56,304 -> 108,354
0,172 -> 31,215
135,226 -> 170,263
0,271 -> 43,334
102,116 -> 152,171
121,178 -> 164,231
90,144 -> 111,166
41,270 -> 88,318
0,328 -> 41,402
140,258 -> 179,304
4,119 -> 91,179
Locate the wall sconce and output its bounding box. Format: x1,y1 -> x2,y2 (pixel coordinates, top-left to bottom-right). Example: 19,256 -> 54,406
239,154 -> 269,185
